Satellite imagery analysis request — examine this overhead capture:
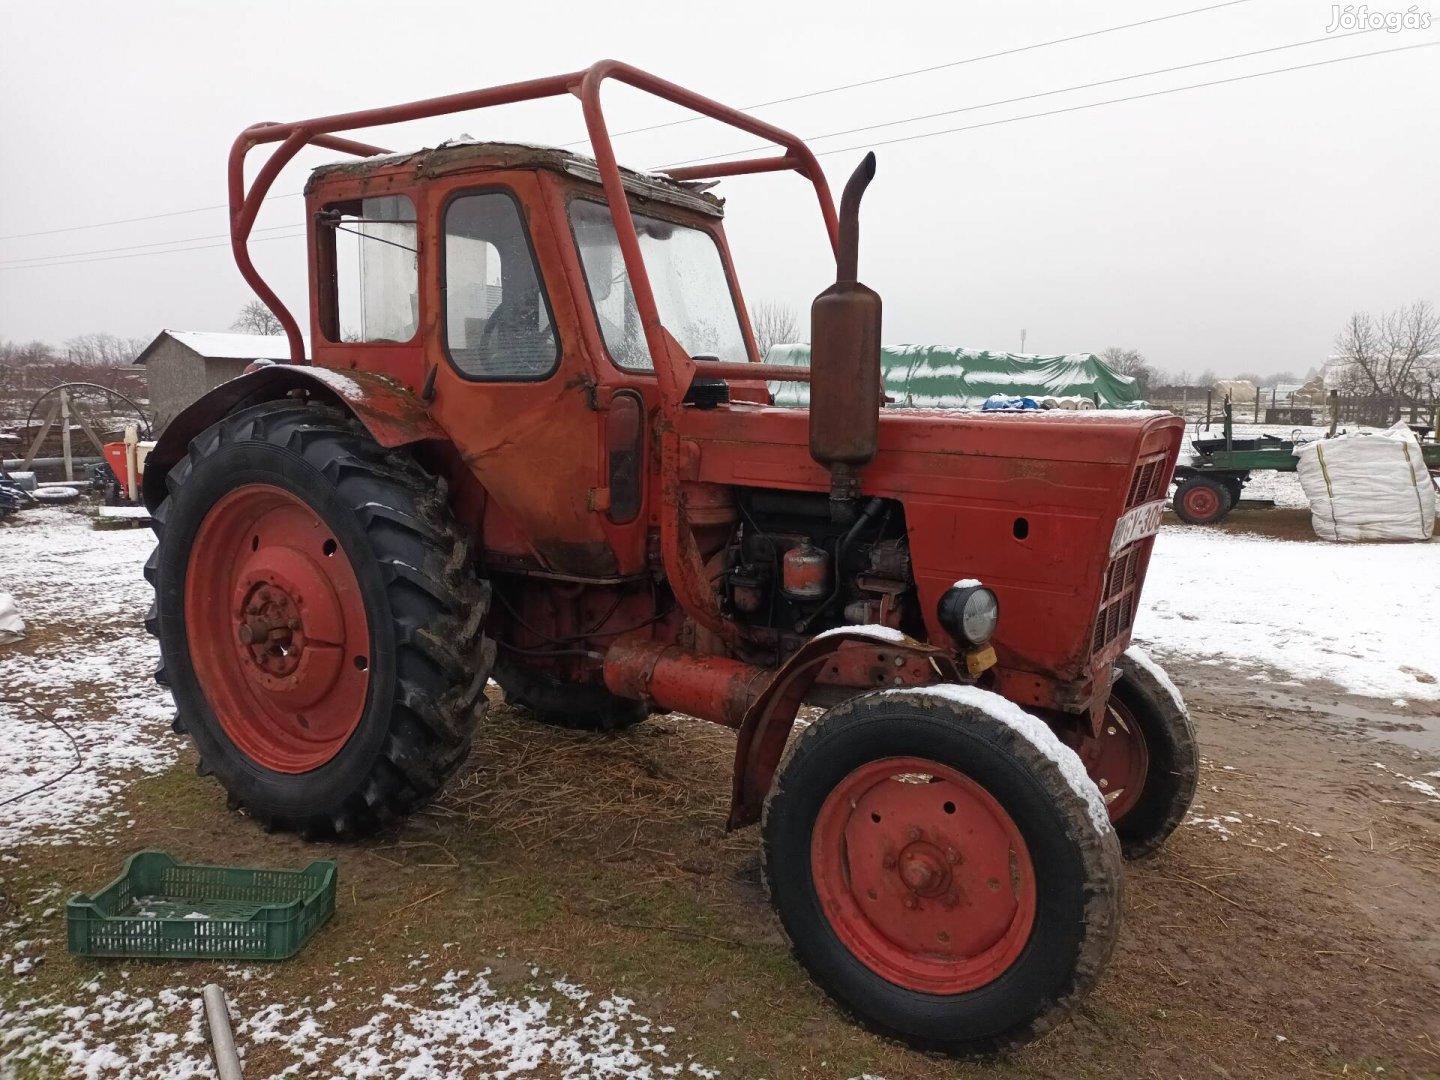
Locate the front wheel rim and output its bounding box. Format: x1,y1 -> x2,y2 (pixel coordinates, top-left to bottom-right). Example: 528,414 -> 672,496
184,483 -> 371,773
810,756 -> 1037,994
1074,696 -> 1150,822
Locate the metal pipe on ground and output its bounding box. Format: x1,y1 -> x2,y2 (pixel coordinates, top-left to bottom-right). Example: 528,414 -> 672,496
202,983 -> 245,1080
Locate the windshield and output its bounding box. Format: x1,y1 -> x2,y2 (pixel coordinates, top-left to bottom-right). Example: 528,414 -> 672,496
569,199 -> 750,371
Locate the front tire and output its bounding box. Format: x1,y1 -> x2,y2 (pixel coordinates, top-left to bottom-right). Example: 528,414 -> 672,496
146,401 -> 494,838
762,688 -> 1122,1056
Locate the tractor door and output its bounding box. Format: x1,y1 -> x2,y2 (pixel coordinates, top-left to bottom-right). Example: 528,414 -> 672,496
424,175 -> 626,578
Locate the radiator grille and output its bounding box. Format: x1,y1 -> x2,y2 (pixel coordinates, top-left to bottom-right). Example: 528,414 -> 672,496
1125,452 -> 1169,509
1092,542 -> 1143,655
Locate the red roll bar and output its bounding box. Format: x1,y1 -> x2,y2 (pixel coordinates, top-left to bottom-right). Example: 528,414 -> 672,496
227,60 -> 836,407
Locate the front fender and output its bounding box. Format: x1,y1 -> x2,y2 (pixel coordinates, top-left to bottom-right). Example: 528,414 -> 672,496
729,629 -> 962,829
143,366 -> 445,511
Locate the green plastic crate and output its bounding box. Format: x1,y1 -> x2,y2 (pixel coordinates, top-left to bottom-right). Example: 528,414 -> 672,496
67,851 -> 336,960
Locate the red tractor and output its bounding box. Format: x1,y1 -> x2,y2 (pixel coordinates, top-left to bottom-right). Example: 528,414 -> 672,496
143,62 -> 1195,1055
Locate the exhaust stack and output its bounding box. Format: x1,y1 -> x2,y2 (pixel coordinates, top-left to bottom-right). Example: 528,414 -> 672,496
808,153 -> 882,523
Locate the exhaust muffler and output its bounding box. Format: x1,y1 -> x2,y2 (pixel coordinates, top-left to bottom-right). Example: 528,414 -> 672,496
808,152 -> 882,524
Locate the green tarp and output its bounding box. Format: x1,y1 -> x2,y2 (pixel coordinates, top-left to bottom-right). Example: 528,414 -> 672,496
766,344 -> 1140,409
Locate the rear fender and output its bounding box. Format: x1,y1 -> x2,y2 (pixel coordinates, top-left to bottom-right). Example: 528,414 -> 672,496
142,367 -> 444,511
729,629 -> 962,829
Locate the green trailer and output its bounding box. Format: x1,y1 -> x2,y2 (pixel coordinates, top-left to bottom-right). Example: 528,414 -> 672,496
1171,400 -> 1440,524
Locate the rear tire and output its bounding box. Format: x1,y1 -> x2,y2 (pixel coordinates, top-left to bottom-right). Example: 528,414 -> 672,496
762,688 -> 1121,1056
146,401 -> 494,838
1172,476 -> 1232,524
494,658 -> 647,733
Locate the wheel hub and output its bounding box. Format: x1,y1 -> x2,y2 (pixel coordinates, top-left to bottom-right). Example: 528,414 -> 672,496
896,839 -> 952,898
238,583 -> 303,675
811,757 -> 1036,994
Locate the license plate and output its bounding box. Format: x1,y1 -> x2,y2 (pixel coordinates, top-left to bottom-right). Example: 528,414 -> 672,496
1110,500 -> 1165,555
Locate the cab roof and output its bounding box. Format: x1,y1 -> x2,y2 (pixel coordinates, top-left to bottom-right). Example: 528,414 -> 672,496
305,139 -> 725,217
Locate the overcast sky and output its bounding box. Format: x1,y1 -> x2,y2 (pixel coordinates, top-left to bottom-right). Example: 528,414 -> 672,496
1,0 -> 1435,376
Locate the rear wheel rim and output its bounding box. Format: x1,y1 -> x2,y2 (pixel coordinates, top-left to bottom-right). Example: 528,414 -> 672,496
1182,484 -> 1221,520
1074,696 -> 1150,822
810,756 -> 1037,994
184,483 -> 371,773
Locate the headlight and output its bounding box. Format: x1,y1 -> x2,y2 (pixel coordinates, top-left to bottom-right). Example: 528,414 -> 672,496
938,582 -> 1000,645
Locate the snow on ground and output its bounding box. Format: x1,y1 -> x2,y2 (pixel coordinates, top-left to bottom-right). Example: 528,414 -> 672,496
0,508 -> 178,846
1137,521 -> 1440,703
0,954 -> 717,1080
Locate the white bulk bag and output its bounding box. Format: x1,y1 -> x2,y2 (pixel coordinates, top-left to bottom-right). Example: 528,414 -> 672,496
1293,424 -> 1436,542
0,591 -> 23,644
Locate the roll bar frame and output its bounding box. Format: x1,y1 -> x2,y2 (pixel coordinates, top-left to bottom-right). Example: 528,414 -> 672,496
227,59 -> 833,408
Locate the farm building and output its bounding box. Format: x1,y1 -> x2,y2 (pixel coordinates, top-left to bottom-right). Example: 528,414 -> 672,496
133,330 -> 300,431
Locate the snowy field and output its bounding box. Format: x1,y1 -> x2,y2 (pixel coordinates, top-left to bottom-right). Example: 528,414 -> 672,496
0,957 -> 715,1080
0,510 -> 177,847
1137,524 -> 1439,703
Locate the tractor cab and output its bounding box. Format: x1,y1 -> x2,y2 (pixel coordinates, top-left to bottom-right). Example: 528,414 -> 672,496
303,142 -> 768,583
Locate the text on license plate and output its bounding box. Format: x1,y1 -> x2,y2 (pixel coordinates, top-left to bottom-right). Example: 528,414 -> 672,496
1110,501 -> 1165,556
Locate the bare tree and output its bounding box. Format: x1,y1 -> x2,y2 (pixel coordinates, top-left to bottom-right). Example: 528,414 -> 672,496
231,300 -> 285,336
1098,346 -> 1156,396
750,300 -> 800,361
0,339 -> 58,366
1333,301 -> 1440,419
63,332 -> 147,365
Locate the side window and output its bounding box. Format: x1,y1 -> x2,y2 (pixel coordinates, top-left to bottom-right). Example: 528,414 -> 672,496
443,192 -> 557,380
319,194 -> 418,343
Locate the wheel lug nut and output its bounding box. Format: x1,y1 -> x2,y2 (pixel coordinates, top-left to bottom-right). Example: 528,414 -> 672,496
946,848 -> 961,865
907,827 -> 920,842
904,895 -> 918,910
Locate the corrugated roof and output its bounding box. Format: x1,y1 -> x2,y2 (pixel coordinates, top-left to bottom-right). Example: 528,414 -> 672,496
134,329 -> 307,364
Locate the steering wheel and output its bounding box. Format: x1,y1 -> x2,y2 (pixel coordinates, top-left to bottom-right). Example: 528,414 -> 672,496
476,300 -> 554,366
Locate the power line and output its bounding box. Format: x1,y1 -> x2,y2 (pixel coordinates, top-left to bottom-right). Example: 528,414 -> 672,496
6,35 -> 1430,272
0,223 -> 305,268
562,0 -> 1260,147
800,39 -> 1438,160
0,229 -> 307,272
3,0 -> 1255,242
659,28 -> 1380,170
0,191 -> 305,243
